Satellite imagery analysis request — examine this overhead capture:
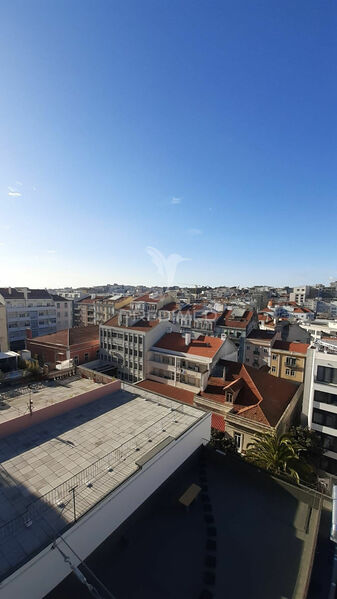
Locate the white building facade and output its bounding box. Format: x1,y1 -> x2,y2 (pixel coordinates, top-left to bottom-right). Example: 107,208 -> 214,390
99,315 -> 178,382
0,288 -> 57,350
302,341 -> 337,475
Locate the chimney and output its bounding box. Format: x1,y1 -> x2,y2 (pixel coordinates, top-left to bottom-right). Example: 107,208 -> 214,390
25,328 -> 32,342
222,366 -> 226,380
185,332 -> 191,346
8,287 -> 11,295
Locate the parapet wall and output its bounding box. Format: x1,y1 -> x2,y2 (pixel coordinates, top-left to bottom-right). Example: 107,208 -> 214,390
0,379 -> 121,439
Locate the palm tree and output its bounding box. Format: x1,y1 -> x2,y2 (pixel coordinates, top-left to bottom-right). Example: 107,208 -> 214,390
245,431 -> 316,485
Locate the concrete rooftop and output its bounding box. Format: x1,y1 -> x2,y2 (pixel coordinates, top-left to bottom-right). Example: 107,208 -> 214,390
0,376 -> 103,424
0,383 -> 205,581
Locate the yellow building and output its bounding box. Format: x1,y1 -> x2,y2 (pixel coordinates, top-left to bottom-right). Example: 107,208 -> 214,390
270,341 -> 309,383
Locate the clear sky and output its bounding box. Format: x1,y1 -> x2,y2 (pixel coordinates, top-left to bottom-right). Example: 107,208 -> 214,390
0,0 -> 336,289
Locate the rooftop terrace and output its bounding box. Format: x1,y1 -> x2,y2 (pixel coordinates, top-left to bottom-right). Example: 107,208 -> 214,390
0,383 -> 205,581
0,376 -> 103,424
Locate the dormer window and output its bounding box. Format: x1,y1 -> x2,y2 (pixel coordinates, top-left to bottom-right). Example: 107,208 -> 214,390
226,391 -> 233,403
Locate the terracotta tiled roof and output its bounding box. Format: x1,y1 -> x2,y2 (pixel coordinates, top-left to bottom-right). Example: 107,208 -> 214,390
136,379 -> 195,405
154,332 -> 223,358
103,314 -> 161,333
211,413 -> 225,432
272,341 -> 309,354
133,294 -> 159,303
201,361 -> 299,428
216,309 -> 255,329
159,302 -> 179,311
28,325 -> 99,347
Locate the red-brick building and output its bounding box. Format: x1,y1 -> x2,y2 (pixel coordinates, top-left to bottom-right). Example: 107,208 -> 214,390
26,326 -> 99,368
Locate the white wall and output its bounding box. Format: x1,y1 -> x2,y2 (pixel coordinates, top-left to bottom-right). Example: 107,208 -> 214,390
1,412 -> 211,599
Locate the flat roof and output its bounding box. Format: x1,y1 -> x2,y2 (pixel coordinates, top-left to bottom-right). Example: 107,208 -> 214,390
0,376 -> 103,424
0,384 -> 205,581
48,450 -> 321,599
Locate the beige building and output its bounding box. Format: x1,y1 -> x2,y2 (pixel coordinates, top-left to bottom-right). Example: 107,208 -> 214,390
0,296 -> 8,352
147,332 -> 231,393
51,294 -> 73,331
270,341 -> 309,383
138,361 -> 302,451
244,330 -> 276,368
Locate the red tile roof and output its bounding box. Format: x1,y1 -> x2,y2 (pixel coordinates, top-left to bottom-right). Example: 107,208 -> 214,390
133,294 -> 159,303
272,341 -> 309,354
154,332 -> 223,358
216,309 -> 255,329
200,361 -> 299,427
28,325 -> 99,347
159,302 -> 179,311
136,379 -> 195,405
211,413 -> 225,432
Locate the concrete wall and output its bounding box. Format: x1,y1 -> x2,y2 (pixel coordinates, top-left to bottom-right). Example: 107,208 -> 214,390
0,412 -> 211,599
0,380 -> 121,439
77,364 -> 116,384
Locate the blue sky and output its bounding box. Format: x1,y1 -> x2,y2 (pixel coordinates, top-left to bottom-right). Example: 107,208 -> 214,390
0,0 -> 336,288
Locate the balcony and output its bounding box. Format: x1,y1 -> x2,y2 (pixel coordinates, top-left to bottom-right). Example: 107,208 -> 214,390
148,359 -> 175,373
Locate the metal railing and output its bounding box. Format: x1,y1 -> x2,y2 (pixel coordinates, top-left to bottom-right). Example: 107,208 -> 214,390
0,405 -> 194,543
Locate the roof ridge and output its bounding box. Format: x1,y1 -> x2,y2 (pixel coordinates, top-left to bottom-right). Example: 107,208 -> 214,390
239,364 -> 264,403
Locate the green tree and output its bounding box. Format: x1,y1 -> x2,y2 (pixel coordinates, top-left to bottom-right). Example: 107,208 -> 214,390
209,430 -> 238,455
290,425 -> 323,468
245,431 -> 317,486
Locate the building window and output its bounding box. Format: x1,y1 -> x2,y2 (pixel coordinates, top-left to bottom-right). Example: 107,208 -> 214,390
317,366 -> 337,385
290,370 -> 295,377
74,356 -> 79,365
84,353 -> 89,362
272,354 -> 277,360
285,368 -> 290,375
234,432 -> 242,452
226,391 -> 233,403
271,366 -> 276,373
286,357 -> 296,367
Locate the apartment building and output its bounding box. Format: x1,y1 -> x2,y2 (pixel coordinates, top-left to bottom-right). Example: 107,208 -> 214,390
244,330 -> 276,368
138,361 -> 302,448
300,319 -> 337,341
215,307 -> 258,361
0,287 -> 57,350
100,314 -> 176,382
147,331 -> 226,393
289,286 -> 316,305
76,297 -> 96,326
93,295 -> 133,324
0,296 -> 8,352
117,292 -> 175,324
302,340 -> 337,475
51,294 -> 73,331
269,341 -> 309,383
